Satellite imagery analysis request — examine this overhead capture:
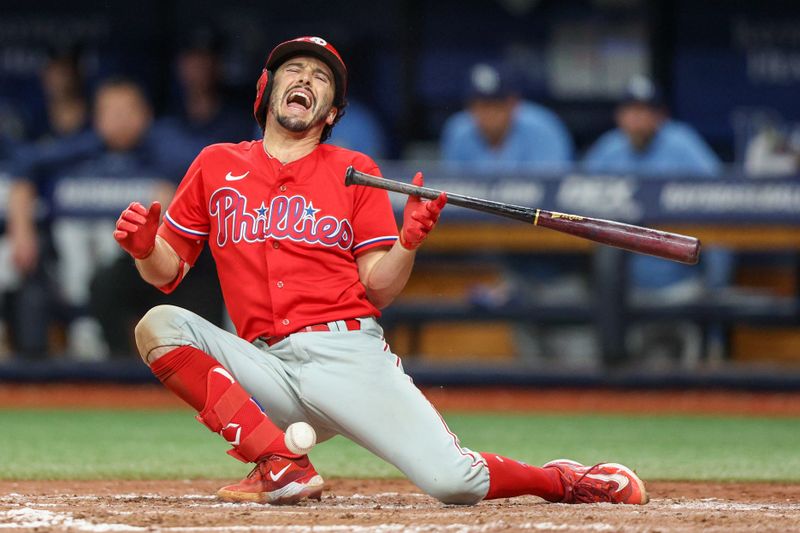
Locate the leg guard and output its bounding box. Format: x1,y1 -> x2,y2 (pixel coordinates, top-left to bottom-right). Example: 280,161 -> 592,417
196,365 -> 292,463
150,345 -> 292,463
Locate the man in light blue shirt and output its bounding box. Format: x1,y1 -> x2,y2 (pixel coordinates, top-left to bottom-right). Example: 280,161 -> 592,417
583,76 -> 728,291
584,76 -> 731,365
440,63 -> 581,364
441,63 -> 573,172
583,77 -> 720,177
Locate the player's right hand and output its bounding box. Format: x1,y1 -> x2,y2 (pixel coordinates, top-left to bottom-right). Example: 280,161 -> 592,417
114,201 -> 161,259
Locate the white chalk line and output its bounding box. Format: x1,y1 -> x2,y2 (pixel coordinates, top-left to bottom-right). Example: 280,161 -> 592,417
667,498 -> 800,512
2,494 -> 800,532
0,508 -> 616,532
0,508 -> 140,531
4,493 -> 800,512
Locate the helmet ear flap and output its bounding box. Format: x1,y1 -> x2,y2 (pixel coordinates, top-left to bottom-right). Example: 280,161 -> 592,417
253,69 -> 274,131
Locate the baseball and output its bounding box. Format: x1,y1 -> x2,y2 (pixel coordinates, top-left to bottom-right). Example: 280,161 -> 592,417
284,422 -> 317,455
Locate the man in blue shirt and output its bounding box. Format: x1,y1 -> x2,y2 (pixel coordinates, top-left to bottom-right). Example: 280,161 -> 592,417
440,63 -> 581,363
78,78 -> 223,357
9,78 -> 223,358
583,76 -> 720,177
583,76 -> 731,365
5,127 -> 101,358
441,63 -> 573,172
8,78 -> 170,358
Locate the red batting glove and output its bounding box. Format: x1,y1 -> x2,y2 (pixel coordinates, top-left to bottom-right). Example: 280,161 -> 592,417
113,201 -> 161,259
399,172 -> 447,250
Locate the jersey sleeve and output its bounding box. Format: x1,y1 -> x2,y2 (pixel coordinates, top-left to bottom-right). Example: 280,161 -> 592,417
350,160 -> 399,256
162,151 -> 209,258
157,224 -> 204,267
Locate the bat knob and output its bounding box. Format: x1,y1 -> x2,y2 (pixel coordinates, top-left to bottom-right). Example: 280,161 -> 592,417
686,239 -> 701,265
344,166 -> 355,186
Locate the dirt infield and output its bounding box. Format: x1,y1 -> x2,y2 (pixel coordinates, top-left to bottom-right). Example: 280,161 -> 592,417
2,479 -> 799,531
2,385 -> 799,531
3,384 -> 800,416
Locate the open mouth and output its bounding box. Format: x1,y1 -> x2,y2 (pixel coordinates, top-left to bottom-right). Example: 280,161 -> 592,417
286,89 -> 312,110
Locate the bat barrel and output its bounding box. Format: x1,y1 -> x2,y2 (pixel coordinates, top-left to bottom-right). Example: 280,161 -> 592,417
534,210 -> 701,264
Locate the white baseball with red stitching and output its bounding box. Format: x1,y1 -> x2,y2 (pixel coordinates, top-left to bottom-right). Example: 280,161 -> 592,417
285,422 -> 317,455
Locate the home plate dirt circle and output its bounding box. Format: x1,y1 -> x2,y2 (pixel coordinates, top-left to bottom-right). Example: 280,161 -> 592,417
2,479 -> 799,531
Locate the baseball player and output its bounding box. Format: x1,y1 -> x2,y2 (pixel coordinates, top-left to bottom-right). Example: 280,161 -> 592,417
114,36 -> 648,506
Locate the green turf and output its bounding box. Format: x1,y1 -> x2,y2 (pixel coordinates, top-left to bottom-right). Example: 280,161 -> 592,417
0,409 -> 798,482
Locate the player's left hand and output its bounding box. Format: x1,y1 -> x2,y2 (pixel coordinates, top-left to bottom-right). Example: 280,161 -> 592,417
399,172 -> 447,250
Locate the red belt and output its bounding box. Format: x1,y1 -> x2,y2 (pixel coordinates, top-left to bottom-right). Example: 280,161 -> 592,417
260,319 -> 362,346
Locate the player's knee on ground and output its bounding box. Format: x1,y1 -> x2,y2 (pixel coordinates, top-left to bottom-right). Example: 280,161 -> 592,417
135,305 -> 196,364
415,468 -> 486,505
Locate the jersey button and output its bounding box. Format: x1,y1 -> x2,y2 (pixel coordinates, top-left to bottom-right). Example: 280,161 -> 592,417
282,319 -> 290,326
272,241 -> 280,249
276,281 -> 284,288
279,185 -> 287,192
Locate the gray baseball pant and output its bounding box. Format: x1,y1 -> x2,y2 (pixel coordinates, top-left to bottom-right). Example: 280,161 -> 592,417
135,304 -> 490,504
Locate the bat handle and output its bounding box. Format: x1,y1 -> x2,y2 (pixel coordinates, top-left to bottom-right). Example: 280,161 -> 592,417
345,166 -> 443,200
344,166 -> 357,186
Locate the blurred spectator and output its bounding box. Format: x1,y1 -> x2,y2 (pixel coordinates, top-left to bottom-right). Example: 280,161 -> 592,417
583,76 -> 720,176
0,99 -> 30,146
0,136 -> 19,357
2,198 -> 50,359
583,76 -> 732,366
52,78 -> 177,358
9,78 -> 172,357
5,141 -> 91,359
89,81 -> 225,357
440,62 -> 586,365
440,62 -> 574,171
39,49 -> 90,141
151,28 -> 252,178
2,48 -> 96,359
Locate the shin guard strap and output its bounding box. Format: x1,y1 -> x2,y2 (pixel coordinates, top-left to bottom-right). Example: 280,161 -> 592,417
196,377 -> 250,432
226,418 -> 282,463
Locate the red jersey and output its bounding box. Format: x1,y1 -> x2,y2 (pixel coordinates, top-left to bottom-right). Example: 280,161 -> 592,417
157,140 -> 399,341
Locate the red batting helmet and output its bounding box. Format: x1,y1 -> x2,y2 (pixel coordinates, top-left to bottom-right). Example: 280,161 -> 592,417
253,36 -> 348,131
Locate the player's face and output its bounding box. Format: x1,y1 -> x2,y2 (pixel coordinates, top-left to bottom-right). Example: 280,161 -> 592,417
469,97 -> 516,147
617,103 -> 664,150
269,56 -> 336,133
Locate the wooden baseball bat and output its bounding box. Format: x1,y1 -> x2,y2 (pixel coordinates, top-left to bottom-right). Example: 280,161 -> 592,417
344,166 -> 700,264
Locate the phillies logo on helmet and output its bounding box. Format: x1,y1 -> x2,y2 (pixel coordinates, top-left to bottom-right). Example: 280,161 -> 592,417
208,188 -> 353,250
307,37 -> 328,46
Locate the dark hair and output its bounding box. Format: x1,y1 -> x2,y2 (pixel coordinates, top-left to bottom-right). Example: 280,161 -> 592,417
321,98 -> 347,142
45,44 -> 84,69
43,45 -> 87,99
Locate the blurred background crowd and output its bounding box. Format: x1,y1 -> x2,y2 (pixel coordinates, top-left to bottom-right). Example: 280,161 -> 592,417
1,0 -> 799,378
